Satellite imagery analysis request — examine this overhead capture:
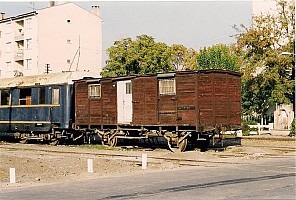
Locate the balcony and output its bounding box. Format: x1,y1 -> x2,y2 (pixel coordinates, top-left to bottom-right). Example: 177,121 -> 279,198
15,33 -> 24,41
15,50 -> 24,61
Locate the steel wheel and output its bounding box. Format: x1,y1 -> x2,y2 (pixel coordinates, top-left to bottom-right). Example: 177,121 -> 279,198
108,136 -> 118,147
178,137 -> 188,152
167,137 -> 188,152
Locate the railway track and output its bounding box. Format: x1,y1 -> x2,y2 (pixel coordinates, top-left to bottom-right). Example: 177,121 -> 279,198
0,143 -> 248,167
243,145 -> 296,151
1,140 -> 295,168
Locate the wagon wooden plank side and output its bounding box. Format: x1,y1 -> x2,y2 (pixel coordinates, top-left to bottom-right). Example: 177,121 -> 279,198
157,74 -> 177,125
74,80 -> 90,127
132,76 -> 158,125
73,70 -> 241,151
196,71 -> 241,131
176,72 -> 197,126
101,80 -> 117,125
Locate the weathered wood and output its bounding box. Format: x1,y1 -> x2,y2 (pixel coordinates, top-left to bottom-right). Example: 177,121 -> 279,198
74,70 -> 241,132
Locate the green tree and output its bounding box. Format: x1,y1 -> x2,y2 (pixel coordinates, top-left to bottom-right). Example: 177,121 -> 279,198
235,0 -> 295,115
169,44 -> 198,70
196,44 -> 240,72
102,35 -> 199,77
183,48 -> 199,70
102,35 -> 174,77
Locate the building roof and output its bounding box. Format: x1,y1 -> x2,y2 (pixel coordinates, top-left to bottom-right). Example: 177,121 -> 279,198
0,71 -> 99,88
0,2 -> 102,23
0,11 -> 36,23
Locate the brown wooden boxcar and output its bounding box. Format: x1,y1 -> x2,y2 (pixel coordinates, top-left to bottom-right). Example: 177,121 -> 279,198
74,70 -> 241,151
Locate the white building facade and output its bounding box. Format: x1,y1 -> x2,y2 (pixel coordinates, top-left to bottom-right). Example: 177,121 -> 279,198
0,2 -> 102,78
252,0 -> 277,16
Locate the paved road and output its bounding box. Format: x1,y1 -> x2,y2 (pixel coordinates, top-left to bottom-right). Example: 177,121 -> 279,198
1,155 -> 295,200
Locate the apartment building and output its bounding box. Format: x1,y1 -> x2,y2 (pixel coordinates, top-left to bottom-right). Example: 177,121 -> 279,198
0,2 -> 103,78
252,0 -> 277,16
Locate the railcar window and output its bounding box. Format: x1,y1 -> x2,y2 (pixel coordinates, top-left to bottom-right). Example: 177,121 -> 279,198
0,90 -> 10,105
52,88 -> 60,104
159,79 -> 176,95
19,88 -> 31,105
88,84 -> 101,98
126,82 -> 132,94
39,87 -> 46,104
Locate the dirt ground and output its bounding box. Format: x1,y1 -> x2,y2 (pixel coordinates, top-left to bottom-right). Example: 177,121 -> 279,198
0,138 -> 295,189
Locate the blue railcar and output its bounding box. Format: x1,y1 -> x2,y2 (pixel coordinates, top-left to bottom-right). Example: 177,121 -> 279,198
0,72 -> 94,143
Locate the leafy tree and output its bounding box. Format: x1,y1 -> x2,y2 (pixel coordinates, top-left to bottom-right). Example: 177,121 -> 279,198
169,44 -> 187,70
102,35 -> 199,77
102,35 -> 174,77
169,44 -> 198,70
102,38 -> 132,77
183,48 -> 199,70
196,44 -> 241,72
234,0 -> 295,116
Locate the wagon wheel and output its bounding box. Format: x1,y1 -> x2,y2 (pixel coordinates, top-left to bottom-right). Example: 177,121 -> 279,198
99,132 -> 108,146
166,136 -> 188,153
108,136 -> 118,147
178,137 -> 188,152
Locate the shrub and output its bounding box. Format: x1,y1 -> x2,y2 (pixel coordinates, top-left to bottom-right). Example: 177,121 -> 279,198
241,123 -> 250,136
241,120 -> 259,136
244,120 -> 258,125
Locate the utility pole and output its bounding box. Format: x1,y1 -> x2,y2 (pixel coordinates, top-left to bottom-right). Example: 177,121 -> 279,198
45,64 -> 52,74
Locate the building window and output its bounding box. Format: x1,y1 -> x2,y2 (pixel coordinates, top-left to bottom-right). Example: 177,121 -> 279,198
52,88 -> 59,105
6,22 -> 12,34
5,42 -> 11,52
159,78 -> 176,95
25,59 -> 32,69
26,18 -> 32,29
88,84 -> 101,98
126,82 -> 132,94
26,38 -> 32,49
67,19 -> 71,23
39,87 -> 46,104
67,59 -> 71,64
0,89 -> 10,105
19,88 -> 31,105
0,31 -> 2,38
67,39 -> 71,44
6,61 -> 12,71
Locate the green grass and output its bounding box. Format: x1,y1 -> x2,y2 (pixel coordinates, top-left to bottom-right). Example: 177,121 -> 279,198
224,134 -> 237,139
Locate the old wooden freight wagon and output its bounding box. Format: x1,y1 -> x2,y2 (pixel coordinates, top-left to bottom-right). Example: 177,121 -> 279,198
74,70 -> 241,151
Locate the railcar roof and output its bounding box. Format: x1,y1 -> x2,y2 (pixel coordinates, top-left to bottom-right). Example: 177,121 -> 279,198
77,69 -> 241,83
0,71 -> 99,88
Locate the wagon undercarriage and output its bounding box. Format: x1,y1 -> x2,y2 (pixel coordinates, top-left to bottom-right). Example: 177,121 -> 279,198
90,125 -> 221,152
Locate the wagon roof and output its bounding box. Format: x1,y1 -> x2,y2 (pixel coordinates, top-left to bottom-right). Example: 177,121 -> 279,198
77,69 -> 241,83
196,69 -> 241,76
0,71 -> 99,88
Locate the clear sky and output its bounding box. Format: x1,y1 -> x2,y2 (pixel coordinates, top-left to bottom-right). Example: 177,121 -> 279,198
0,1 -> 252,66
